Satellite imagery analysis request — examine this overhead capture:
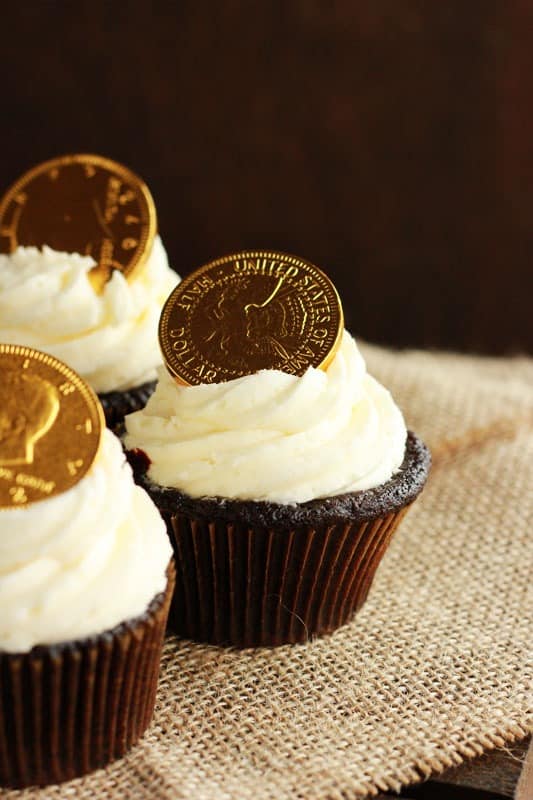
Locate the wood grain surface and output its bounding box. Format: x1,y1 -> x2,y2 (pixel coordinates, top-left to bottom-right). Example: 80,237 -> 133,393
377,737 -> 530,797
1,1 -> 531,355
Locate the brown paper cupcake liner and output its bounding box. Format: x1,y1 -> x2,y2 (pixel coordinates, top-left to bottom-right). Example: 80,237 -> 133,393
98,379 -> 156,429
0,562 -> 175,789
162,507 -> 410,647
126,431 -> 430,647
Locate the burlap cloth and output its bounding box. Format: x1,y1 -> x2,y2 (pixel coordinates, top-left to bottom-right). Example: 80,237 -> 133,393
4,345 -> 533,799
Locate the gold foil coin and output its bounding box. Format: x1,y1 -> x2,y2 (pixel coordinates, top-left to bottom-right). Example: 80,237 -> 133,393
0,345 -> 104,508
159,250 -> 344,385
0,154 -> 157,290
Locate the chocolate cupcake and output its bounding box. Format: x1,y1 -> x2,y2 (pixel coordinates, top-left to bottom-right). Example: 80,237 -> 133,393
0,344 -> 174,787
125,330 -> 430,647
0,155 -> 180,427
0,564 -> 174,788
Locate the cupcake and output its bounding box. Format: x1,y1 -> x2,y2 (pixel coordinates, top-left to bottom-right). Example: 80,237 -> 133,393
0,154 -> 180,427
0,345 -> 174,787
124,251 -> 430,647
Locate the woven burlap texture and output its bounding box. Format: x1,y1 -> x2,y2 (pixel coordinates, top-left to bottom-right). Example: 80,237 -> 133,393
4,345 -> 533,800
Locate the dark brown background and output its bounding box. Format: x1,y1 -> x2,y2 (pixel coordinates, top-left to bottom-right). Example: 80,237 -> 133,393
1,1 -> 532,354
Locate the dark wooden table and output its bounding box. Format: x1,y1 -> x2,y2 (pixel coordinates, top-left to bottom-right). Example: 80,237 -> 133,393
374,736 -> 531,799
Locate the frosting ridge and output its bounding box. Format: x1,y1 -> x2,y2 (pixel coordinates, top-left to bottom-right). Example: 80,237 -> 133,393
125,331 -> 407,503
0,430 -> 172,652
0,237 -> 179,392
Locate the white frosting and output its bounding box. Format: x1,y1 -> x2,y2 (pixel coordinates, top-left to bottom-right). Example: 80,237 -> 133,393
0,430 -> 172,653
0,237 -> 179,393
125,331 -> 407,504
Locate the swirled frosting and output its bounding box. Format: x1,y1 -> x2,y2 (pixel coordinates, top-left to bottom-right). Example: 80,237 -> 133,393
125,331 -> 407,503
0,430 -> 172,653
0,237 -> 179,393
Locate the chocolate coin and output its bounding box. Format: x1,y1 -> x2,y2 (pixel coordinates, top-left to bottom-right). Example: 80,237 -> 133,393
159,251 -> 343,384
0,344 -> 104,507
0,154 -> 156,290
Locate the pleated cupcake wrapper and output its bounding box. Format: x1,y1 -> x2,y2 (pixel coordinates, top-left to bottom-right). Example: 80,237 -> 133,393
98,379 -> 156,429
0,562 -> 175,789
164,507 -> 411,647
